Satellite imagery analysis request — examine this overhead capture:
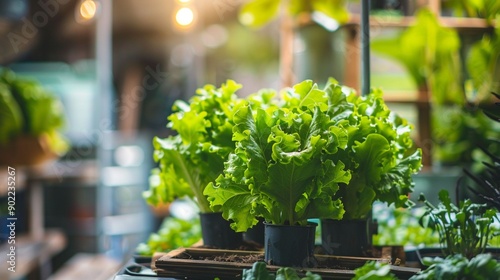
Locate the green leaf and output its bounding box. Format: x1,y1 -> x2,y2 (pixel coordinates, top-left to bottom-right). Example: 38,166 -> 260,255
276,267 -> 301,280
353,261 -> 397,280
145,80 -> 242,213
242,262 -> 276,280
239,0 -> 280,28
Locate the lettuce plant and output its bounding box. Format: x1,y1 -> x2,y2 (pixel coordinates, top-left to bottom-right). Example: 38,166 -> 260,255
282,79 -> 422,220
143,80 -> 244,213
204,79 -> 422,231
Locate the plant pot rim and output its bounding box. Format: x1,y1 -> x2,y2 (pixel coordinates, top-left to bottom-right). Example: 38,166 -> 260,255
264,221 -> 317,228
322,218 -> 369,222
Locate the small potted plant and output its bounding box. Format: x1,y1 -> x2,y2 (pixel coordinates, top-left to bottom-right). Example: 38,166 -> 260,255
205,79 -> 352,266
143,80 -> 246,249
0,68 -> 69,166
418,189 -> 499,260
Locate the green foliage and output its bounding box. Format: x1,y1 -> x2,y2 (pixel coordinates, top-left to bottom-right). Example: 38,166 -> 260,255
372,10 -> 500,167
443,0 -> 500,24
0,68 -> 68,154
204,79 -> 421,231
205,80 -> 349,230
373,204 -> 439,247
239,0 -> 349,28
241,262 -> 322,280
352,261 -> 397,280
464,92 -> 500,211
409,253 -> 500,280
432,105 -> 500,165
143,80 -> 244,212
466,17 -> 500,104
136,216 -> 201,256
371,9 -> 464,105
331,87 -> 422,219
418,190 -> 499,259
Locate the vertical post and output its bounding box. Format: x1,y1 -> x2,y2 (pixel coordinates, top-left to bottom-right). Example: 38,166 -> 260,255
361,0 -> 370,96
280,0 -> 294,88
96,0 -> 113,254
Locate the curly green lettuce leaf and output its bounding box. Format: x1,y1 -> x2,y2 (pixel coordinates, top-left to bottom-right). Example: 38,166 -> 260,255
205,98 -> 348,230
144,80 -> 243,213
333,88 -> 422,219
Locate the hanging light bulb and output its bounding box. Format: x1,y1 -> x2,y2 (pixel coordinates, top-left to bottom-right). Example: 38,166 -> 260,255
75,0 -> 99,23
175,7 -> 194,27
80,0 -> 97,20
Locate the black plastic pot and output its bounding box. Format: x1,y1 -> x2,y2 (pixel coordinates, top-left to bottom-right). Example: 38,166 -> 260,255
264,222 -> 317,267
243,217 -> 265,246
321,218 -> 374,256
199,212 -> 243,249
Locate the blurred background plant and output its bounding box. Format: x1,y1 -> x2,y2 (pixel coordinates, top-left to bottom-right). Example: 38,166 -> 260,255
136,216 -> 201,256
371,9 -> 500,168
442,0 -> 500,25
372,203 -> 439,248
0,68 -> 69,158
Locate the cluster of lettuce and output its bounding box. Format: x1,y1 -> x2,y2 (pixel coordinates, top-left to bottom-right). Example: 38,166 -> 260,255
144,79 -> 422,232
0,69 -> 68,154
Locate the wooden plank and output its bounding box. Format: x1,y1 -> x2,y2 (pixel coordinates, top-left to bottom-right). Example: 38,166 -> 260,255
0,230 -> 66,280
347,14 -> 495,30
154,248 -> 419,280
48,253 -> 121,280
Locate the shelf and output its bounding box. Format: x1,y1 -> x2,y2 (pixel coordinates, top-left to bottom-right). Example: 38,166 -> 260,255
0,229 -> 66,280
49,253 -> 121,280
348,14 -> 495,30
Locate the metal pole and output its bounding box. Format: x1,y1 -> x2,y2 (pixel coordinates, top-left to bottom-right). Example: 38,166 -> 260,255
361,0 -> 370,96
96,0 -> 113,254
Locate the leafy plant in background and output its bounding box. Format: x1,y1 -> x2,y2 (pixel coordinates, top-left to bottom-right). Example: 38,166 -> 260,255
372,9 -> 500,166
372,204 -> 439,247
239,0 -> 350,28
136,216 -> 201,256
205,79 -> 421,231
0,68 -> 68,155
418,189 -> 499,259
463,92 -> 500,209
371,9 -> 464,105
409,253 -> 500,280
241,261 -> 322,280
466,17 -> 500,104
352,261 -> 397,280
432,105 -> 500,165
443,0 -> 500,25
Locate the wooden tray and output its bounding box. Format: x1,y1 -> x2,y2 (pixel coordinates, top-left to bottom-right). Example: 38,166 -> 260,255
153,248 -> 420,280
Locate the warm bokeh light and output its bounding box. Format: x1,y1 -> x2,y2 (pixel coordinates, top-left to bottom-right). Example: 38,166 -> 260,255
80,0 -> 97,20
177,0 -> 191,3
175,7 -> 194,27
